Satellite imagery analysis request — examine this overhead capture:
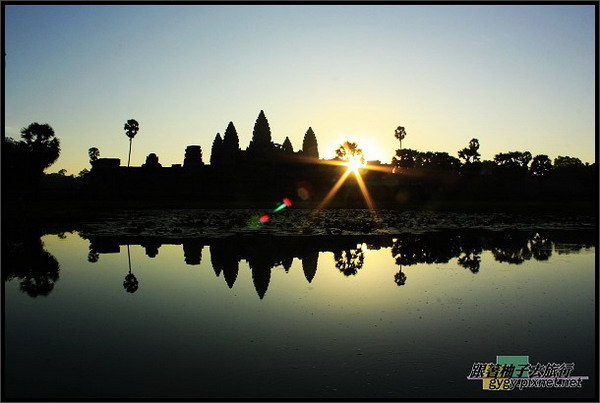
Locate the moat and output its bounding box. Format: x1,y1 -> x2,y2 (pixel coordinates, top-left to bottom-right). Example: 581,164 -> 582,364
3,211 -> 596,399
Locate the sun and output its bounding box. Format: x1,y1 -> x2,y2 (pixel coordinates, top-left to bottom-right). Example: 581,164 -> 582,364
334,141 -> 366,174
345,154 -> 366,174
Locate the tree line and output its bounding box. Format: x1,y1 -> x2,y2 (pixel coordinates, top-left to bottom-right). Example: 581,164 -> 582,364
3,118 -> 594,204
391,127 -> 592,179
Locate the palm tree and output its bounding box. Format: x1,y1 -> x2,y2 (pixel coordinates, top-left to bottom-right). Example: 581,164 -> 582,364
88,147 -> 100,165
20,122 -> 61,172
394,126 -> 407,150
123,119 -> 139,167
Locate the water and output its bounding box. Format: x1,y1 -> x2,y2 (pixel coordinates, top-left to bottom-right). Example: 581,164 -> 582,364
3,228 -> 596,399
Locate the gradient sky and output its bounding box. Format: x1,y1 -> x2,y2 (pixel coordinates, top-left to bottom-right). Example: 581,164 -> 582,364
4,5 -> 596,174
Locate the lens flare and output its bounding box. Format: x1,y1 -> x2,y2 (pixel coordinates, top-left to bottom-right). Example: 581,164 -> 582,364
273,198 -> 292,213
249,198 -> 293,228
345,154 -> 366,174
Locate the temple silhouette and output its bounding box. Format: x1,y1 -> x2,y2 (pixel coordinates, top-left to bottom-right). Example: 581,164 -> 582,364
87,110 -> 371,202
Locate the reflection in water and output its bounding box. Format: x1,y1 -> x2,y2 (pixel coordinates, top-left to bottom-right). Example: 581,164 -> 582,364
3,229 -> 595,299
2,232 -> 60,297
87,249 -> 100,263
334,245 -> 365,276
530,233 -> 552,261
123,245 -> 139,293
393,269 -> 406,286
183,240 -> 204,265
4,228 -> 595,401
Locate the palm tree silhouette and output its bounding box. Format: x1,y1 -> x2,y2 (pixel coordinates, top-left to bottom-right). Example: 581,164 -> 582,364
394,126 -> 407,150
124,119 -> 139,167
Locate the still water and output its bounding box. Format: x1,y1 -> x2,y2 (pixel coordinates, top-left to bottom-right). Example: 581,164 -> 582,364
3,229 -> 596,399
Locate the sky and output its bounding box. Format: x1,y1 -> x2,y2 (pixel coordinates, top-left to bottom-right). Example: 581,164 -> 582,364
4,5 -> 596,174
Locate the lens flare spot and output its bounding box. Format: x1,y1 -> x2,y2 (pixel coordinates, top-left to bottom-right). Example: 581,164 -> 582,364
247,215 -> 261,229
283,198 -> 292,207
259,215 -> 270,223
297,187 -> 310,200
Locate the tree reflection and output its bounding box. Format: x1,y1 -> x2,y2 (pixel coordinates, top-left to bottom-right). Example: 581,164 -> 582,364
391,234 -> 460,266
491,232 -> 532,265
123,245 -> 139,293
529,233 -> 552,261
334,245 -> 365,276
394,269 -> 406,286
3,233 -> 60,297
87,249 -> 100,263
457,234 -> 483,273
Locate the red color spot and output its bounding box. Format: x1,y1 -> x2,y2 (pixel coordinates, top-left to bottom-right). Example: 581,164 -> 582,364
259,215 -> 270,223
283,198 -> 292,207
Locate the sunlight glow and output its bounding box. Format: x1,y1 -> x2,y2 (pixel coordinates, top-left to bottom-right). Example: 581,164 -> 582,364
314,169 -> 352,212
354,171 -> 376,212
345,154 -> 366,174
312,143 -> 379,216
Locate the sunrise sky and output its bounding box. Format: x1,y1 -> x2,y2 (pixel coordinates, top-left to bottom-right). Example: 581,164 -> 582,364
4,5 -> 596,174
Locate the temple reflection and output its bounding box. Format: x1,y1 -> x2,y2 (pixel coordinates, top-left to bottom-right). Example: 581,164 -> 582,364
3,229 -> 594,299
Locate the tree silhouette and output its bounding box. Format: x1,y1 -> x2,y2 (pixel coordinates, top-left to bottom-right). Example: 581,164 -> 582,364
4,123 -> 60,195
494,151 -> 532,175
282,136 -> 294,153
517,151 -> 532,167
420,151 -> 461,170
210,133 -> 223,166
554,155 -> 584,168
302,127 -> 319,159
78,168 -> 90,178
530,154 -> 553,177
458,138 -> 481,164
394,126 -> 407,150
392,148 -> 419,169
124,119 -> 139,167
248,110 -> 272,153
20,123 -> 61,172
335,141 -> 365,164
88,147 -> 100,164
